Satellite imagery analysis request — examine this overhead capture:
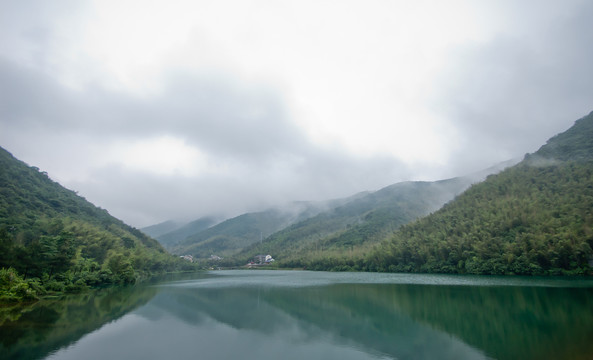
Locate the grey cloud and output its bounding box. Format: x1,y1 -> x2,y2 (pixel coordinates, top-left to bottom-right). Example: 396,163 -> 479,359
0,57 -> 410,226
62,150 -> 410,227
5,0 -> 591,227
432,0 -> 593,176
149,74 -> 303,160
0,60 -> 305,164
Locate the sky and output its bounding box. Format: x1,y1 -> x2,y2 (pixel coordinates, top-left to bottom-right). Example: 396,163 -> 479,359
1,0 -> 592,228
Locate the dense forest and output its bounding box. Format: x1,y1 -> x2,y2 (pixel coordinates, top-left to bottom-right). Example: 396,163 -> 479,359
368,161 -> 593,275
368,112 -> 593,275
0,147 -> 195,303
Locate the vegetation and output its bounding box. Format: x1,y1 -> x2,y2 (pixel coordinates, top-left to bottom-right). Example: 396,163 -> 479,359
0,147 -> 196,303
227,177 -> 483,268
170,210 -> 292,258
169,199 -> 355,259
368,161 -> 593,275
160,167 -> 494,265
363,112 -> 593,275
149,217 -> 218,248
0,268 -> 38,303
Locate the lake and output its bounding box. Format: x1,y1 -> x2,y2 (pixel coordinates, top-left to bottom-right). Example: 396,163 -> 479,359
2,270 -> 593,360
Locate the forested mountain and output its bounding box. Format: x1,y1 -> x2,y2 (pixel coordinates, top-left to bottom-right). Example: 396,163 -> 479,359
169,200 -> 349,258
140,220 -> 185,239
226,161 -> 516,267
0,147 -> 191,302
146,217 -> 219,248
171,158 -> 514,264
229,178 -> 471,265
365,111 -> 593,275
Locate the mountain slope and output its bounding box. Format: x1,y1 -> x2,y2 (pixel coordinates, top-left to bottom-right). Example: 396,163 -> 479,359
162,196 -> 362,258
140,220 -> 185,239
164,159 -> 512,263
150,217 -> 219,248
228,161 -> 518,267
0,146 -> 190,301
170,202 -> 336,258
527,112 -> 593,161
232,178 -> 467,263
368,111 -> 593,275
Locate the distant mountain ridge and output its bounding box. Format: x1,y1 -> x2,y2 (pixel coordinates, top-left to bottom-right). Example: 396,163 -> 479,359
159,156 -> 515,263
141,220 -> 185,239
167,198 -> 358,258
231,163 -> 515,267
143,217 -> 220,248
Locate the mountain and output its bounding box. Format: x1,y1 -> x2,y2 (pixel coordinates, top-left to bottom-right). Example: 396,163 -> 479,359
229,172 -> 497,267
141,220 -> 185,239
144,217 -> 219,248
169,200 -> 350,258
0,147 -> 191,302
169,158 -> 515,264
526,112 -> 593,162
365,111 -> 593,275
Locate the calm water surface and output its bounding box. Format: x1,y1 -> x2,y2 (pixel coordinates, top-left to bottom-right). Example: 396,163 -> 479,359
2,270 -> 593,360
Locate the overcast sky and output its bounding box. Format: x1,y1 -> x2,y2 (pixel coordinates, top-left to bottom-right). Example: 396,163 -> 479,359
1,0 -> 592,227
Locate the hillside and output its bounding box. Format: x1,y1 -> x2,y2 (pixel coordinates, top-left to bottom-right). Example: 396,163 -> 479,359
155,193 -> 363,259
0,147 -> 191,302
228,177 -> 471,266
140,220 -> 185,239
226,160 -> 516,268
155,159 -> 512,263
169,200 -> 342,258
147,217 -> 219,248
365,111 -> 593,275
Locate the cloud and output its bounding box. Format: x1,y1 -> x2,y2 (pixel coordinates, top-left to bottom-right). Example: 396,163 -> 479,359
2,0 -> 593,227
0,57 -> 410,226
0,59 -> 304,160
430,0 -> 593,177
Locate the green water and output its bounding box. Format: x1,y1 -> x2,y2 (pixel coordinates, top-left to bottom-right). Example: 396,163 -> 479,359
2,270 -> 593,360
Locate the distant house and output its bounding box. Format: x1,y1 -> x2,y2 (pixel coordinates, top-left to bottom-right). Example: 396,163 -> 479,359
210,254 -> 222,261
180,255 -> 193,262
252,254 -> 275,265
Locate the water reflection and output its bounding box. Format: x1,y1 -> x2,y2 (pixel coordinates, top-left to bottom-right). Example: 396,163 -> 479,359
2,271 -> 593,360
0,285 -> 158,360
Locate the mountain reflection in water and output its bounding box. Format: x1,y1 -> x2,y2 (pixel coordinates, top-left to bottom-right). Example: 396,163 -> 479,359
2,270 -> 593,360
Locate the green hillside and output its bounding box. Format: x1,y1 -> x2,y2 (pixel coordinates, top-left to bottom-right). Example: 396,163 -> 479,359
163,197 -> 361,259
140,220 -> 185,239
527,112 -> 593,162
162,160 -> 510,265
366,111 -> 593,275
148,217 -> 219,248
171,208 -> 311,259
228,175 -> 488,268
0,147 -> 192,303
